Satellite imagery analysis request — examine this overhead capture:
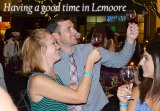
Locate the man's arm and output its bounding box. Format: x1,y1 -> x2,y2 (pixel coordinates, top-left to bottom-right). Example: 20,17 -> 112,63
100,23 -> 139,68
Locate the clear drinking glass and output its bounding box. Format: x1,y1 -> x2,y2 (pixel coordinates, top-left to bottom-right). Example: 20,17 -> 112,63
126,10 -> 137,23
120,66 -> 135,100
91,33 -> 102,47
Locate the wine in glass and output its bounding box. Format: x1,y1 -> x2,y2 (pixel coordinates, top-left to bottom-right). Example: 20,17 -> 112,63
126,10 -> 137,23
121,66 -> 135,100
91,33 -> 102,47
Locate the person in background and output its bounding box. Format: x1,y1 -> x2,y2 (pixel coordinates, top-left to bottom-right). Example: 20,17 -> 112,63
3,32 -> 20,66
154,27 -> 160,40
4,28 -> 12,42
0,87 -> 18,111
0,34 -> 5,67
0,63 -> 7,91
105,27 -> 119,52
46,17 -> 139,111
117,40 -> 160,111
87,26 -> 98,43
114,33 -> 121,51
21,29 -> 101,111
87,26 -> 104,47
3,32 -> 22,75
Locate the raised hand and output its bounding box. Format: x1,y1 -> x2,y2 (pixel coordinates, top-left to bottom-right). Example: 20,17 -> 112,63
87,48 -> 101,64
126,23 -> 139,44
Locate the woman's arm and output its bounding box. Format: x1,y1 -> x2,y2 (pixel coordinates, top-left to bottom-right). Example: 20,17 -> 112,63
0,87 -> 18,111
127,86 -> 139,111
117,84 -> 139,111
30,48 -> 101,104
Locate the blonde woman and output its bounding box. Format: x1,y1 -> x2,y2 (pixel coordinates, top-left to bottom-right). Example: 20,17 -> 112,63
21,29 -> 101,111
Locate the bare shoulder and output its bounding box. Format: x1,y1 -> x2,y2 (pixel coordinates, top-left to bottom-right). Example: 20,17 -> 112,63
30,74 -> 54,86
152,100 -> 160,111
29,74 -> 57,101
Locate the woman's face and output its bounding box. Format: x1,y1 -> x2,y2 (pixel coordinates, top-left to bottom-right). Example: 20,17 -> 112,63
139,51 -> 154,78
44,33 -> 61,63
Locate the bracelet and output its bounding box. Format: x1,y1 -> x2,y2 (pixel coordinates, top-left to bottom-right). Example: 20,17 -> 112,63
84,72 -> 93,78
119,103 -> 128,109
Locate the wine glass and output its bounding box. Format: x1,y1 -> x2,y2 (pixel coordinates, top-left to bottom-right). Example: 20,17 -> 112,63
126,10 -> 137,23
120,66 -> 135,100
91,33 -> 102,47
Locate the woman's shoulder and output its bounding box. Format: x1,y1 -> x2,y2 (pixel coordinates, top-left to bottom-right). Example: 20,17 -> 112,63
30,73 -> 53,85
30,74 -> 46,84
152,100 -> 160,111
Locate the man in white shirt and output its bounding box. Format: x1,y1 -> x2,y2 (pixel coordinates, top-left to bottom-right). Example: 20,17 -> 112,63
3,32 -> 20,65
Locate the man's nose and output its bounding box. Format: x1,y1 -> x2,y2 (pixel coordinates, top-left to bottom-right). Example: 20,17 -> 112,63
71,28 -> 77,34
55,43 -> 60,49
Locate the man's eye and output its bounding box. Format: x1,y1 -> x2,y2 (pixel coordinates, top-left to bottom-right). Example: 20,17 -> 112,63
67,27 -> 72,31
52,41 -> 58,45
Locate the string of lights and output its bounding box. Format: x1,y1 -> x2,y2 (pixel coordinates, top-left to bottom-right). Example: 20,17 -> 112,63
33,0 -> 63,20
132,0 -> 160,18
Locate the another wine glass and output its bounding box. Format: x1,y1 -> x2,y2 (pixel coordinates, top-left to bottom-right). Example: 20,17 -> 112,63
91,33 -> 102,47
126,10 -> 137,23
120,66 -> 135,100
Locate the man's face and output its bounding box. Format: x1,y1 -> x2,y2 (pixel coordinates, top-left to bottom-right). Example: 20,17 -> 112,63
13,36 -> 19,41
57,20 -> 78,47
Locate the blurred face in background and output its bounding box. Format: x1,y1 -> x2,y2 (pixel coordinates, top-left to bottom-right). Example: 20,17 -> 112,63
92,28 -> 97,34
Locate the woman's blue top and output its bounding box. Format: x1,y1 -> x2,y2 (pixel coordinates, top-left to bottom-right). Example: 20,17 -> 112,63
136,100 -> 151,111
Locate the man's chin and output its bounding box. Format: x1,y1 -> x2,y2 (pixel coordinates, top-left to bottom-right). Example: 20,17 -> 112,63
72,40 -> 78,45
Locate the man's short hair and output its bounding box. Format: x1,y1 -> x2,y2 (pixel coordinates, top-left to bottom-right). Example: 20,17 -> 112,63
46,17 -> 69,35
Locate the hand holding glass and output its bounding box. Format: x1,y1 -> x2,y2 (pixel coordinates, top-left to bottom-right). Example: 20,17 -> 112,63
126,10 -> 137,23
121,66 -> 135,100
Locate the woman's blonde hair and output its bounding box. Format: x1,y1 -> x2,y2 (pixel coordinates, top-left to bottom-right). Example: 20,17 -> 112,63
21,29 -> 49,75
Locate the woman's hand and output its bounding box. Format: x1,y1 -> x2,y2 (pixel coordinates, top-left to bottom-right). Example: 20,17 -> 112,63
87,48 -> 101,64
117,83 -> 133,104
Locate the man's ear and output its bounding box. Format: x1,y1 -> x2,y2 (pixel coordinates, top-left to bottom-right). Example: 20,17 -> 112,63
51,33 -> 59,40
